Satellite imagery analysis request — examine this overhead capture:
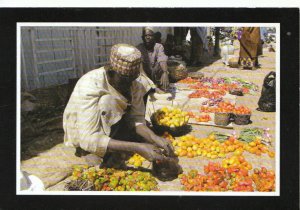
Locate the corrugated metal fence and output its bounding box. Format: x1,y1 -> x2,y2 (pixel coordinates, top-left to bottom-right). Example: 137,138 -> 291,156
21,27 -> 173,91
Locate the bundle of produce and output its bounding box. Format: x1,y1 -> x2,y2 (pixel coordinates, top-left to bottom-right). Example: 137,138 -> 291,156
66,166 -> 159,191
223,77 -> 259,93
251,167 -> 276,192
238,127 -> 272,146
208,131 -> 232,143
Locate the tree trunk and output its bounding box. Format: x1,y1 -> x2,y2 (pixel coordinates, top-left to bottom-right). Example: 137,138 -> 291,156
214,27 -> 220,57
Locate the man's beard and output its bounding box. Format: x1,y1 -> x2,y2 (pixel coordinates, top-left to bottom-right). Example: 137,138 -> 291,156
145,41 -> 155,49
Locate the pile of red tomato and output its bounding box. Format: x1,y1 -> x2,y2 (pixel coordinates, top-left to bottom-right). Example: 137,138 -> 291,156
180,163 -> 228,191
187,82 -> 250,94
251,167 -> 275,192
233,105 -> 252,115
178,77 -> 200,84
188,112 -> 211,122
188,90 -> 226,99
200,102 -> 251,115
180,157 -> 276,192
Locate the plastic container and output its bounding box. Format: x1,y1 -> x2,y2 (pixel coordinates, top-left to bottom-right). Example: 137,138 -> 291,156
214,112 -> 231,126
234,114 -> 251,125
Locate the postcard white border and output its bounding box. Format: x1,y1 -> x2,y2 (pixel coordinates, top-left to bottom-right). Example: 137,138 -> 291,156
17,22 -> 280,196
2,0 -> 300,8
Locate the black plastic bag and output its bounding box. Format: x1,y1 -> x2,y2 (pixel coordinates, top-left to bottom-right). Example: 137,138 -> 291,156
257,71 -> 276,112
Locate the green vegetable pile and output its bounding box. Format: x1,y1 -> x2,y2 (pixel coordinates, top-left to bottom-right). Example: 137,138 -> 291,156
238,128 -> 264,143
209,131 -> 232,143
223,77 -> 259,92
66,165 -> 159,191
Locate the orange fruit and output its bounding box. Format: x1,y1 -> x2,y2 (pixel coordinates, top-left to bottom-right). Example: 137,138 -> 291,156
268,151 -> 275,158
249,147 -> 256,154
255,150 -> 261,156
187,152 -> 194,158
180,150 -> 187,157
249,142 -> 256,147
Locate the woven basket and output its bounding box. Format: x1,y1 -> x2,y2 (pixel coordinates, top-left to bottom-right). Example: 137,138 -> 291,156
168,61 -> 188,82
214,112 -> 231,126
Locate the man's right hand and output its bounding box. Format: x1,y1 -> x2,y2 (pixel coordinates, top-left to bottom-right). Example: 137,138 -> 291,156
136,143 -> 167,162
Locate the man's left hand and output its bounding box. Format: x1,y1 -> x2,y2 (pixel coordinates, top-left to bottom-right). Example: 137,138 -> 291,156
160,71 -> 169,91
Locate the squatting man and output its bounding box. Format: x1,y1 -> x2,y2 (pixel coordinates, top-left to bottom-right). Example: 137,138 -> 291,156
63,44 -> 181,179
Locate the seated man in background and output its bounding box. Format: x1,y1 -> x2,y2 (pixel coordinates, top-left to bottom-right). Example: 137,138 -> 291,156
63,43 -> 175,169
136,27 -> 169,92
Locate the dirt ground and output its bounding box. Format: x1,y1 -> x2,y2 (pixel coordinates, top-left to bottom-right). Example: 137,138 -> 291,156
20,41 -> 277,191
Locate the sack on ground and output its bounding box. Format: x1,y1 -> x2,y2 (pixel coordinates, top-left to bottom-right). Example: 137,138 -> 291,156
258,71 -> 276,112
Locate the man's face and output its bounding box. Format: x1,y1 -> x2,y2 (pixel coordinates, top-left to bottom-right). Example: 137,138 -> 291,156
143,30 -> 155,47
114,72 -> 139,90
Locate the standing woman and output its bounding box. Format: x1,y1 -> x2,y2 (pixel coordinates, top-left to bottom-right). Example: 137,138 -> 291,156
239,27 -> 261,70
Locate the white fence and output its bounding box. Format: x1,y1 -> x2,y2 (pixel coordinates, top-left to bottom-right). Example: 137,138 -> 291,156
21,27 -> 173,91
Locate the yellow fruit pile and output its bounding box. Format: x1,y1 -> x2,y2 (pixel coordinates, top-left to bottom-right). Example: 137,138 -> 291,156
221,155 -> 252,170
173,134 -> 227,159
243,138 -> 275,158
128,154 -> 145,167
154,107 -> 189,128
169,132 -> 275,159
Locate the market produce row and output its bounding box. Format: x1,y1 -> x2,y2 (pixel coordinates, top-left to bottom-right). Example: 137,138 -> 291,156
65,75 -> 275,192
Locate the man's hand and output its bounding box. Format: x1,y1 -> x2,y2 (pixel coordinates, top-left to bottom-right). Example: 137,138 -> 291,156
155,87 -> 166,94
151,135 -> 175,157
136,143 -> 167,162
135,124 -> 174,157
160,71 -> 169,91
